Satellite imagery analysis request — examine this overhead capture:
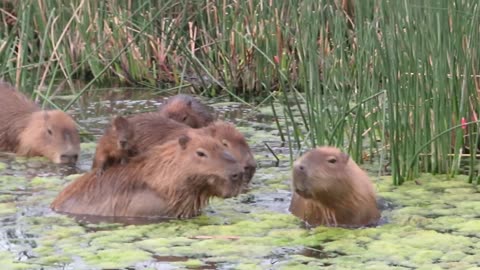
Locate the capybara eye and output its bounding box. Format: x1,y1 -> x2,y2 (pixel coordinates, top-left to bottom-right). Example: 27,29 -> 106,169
328,158 -> 337,164
47,129 -> 53,135
182,115 -> 188,122
221,139 -> 229,147
196,150 -> 207,158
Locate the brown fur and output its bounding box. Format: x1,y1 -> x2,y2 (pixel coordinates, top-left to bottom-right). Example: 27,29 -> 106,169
205,121 -> 257,187
51,131 -> 244,218
92,116 -> 137,174
0,81 -> 80,163
289,146 -> 380,227
96,112 -> 256,190
158,94 -> 216,128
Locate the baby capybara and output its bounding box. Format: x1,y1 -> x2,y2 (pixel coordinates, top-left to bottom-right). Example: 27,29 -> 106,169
51,132 -> 244,218
289,147 -> 380,227
95,112 -> 256,190
0,81 -> 80,163
92,116 -> 136,174
158,94 -> 216,128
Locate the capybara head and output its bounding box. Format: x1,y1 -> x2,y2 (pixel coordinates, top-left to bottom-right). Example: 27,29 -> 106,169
159,94 -> 215,128
18,110 -> 80,164
290,146 -> 380,227
173,132 -> 245,198
292,147 -> 351,200
111,115 -> 134,150
206,121 -> 257,186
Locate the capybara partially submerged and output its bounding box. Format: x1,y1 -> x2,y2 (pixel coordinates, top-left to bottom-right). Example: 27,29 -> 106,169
206,121 -> 257,188
158,94 -> 216,128
0,81 -> 80,163
289,147 -> 380,227
100,112 -> 256,189
92,116 -> 136,174
51,132 -> 244,218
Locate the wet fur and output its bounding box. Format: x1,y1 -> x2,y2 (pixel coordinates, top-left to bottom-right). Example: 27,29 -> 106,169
52,132 -> 244,218
94,112 -> 256,188
0,81 -> 80,163
158,94 -> 216,128
92,116 -> 137,173
289,146 -> 380,227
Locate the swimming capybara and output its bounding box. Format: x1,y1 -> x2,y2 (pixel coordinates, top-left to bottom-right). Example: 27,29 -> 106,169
0,81 -> 80,163
289,147 -> 380,227
51,132 -> 244,218
92,116 -> 136,174
158,94 -> 216,128
98,112 -> 256,189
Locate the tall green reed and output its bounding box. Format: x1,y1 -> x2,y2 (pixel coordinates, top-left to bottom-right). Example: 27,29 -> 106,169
279,0 -> 480,184
1,0 -> 479,184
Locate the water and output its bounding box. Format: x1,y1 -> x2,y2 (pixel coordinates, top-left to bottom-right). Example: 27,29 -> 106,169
1,89 -> 480,269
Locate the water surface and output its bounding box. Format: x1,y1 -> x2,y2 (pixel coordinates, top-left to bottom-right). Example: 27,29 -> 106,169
1,89 -> 479,269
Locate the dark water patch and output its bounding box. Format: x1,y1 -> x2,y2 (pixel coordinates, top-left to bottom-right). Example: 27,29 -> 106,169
67,213 -> 174,227
152,255 -> 218,269
300,245 -> 345,259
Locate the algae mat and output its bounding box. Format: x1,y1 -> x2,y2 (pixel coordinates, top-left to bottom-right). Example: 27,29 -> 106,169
1,94 -> 480,269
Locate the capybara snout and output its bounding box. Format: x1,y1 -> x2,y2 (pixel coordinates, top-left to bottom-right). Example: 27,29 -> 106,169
60,153 -> 79,164
292,161 -> 311,198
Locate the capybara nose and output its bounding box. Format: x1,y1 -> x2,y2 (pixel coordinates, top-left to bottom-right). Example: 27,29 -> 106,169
244,165 -> 256,179
119,140 -> 128,148
60,154 -> 78,164
293,163 -> 305,173
230,171 -> 243,182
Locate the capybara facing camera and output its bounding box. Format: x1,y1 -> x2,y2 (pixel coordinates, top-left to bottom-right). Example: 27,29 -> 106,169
289,146 -> 380,227
0,81 -> 80,164
51,131 -> 244,218
92,115 -> 136,174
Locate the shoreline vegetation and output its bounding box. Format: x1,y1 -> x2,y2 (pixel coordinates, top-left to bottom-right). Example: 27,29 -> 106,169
1,0 -> 479,185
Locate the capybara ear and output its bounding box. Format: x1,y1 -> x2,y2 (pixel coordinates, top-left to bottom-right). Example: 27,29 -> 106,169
113,116 -> 129,131
340,152 -> 350,163
186,99 -> 192,107
178,135 -> 191,149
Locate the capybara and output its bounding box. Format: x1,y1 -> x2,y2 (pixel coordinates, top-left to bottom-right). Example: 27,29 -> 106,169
205,121 -> 257,188
99,112 -> 256,190
0,81 -> 80,163
92,116 -> 136,174
289,147 -> 380,227
158,94 -> 216,128
51,132 -> 244,218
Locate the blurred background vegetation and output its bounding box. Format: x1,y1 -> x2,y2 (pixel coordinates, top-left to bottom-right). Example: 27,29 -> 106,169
1,0 -> 479,185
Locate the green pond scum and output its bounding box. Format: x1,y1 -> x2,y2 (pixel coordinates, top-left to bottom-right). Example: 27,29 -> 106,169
0,97 -> 480,270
